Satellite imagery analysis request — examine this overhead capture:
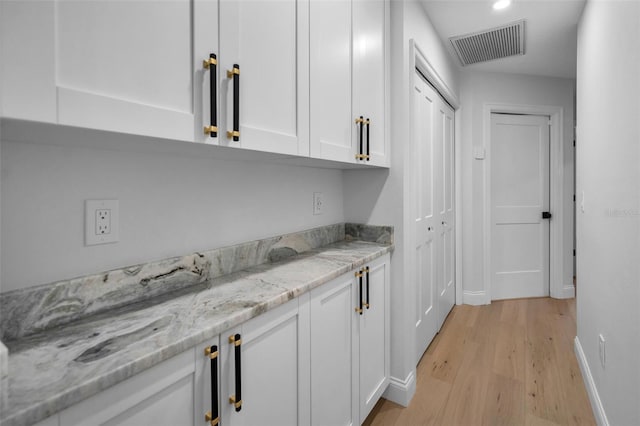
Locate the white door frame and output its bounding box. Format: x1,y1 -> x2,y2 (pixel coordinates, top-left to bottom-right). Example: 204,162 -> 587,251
483,103 -> 566,301
409,39 -> 462,306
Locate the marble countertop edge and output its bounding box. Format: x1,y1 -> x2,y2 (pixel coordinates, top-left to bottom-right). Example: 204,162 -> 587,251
1,242 -> 392,426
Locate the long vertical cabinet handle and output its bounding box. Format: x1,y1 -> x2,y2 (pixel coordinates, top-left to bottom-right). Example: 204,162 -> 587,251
365,266 -> 370,309
227,64 -> 240,141
228,334 -> 242,412
203,54 -> 218,137
204,345 -> 219,426
365,118 -> 371,161
355,117 -> 365,160
355,270 -> 364,315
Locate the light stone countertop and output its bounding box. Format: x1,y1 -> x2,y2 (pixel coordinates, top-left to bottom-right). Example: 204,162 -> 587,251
0,240 -> 392,426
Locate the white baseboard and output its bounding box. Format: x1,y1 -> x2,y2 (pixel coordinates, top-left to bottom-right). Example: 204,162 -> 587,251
561,284 -> 576,299
574,336 -> 609,426
382,370 -> 416,407
552,284 -> 576,299
463,290 -> 488,305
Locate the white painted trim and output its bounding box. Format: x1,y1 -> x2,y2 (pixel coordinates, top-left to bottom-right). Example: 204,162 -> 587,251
482,103 -> 565,302
561,285 -> 576,299
455,108 -> 463,305
410,40 -> 459,109
382,370 -> 416,408
463,290 -> 488,306
574,337 -> 609,426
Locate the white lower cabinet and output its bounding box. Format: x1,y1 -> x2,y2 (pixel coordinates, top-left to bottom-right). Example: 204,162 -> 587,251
37,258 -> 388,426
60,349 -> 197,426
310,253 -> 390,426
196,297 -> 310,426
310,272 -> 356,426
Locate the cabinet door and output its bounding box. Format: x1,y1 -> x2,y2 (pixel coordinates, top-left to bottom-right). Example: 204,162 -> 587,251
309,0 -> 354,163
310,273 -> 356,426
60,349 -> 197,426
357,254 -> 390,423
221,298 -> 309,426
2,0 -> 217,142
1,0 -> 57,122
219,0 -> 309,156
353,0 -> 388,167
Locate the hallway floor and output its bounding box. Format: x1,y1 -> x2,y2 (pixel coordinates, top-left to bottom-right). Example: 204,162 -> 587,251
364,298 -> 595,426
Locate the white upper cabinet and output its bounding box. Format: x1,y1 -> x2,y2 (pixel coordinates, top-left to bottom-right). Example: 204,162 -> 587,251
218,0 -> 309,156
353,0 -> 388,167
1,0 -> 218,142
309,0 -> 353,162
1,0 -> 387,166
310,0 -> 389,166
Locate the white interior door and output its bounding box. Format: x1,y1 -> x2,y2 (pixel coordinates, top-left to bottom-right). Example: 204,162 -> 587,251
436,98 -> 455,330
491,113 -> 550,300
413,73 -> 438,362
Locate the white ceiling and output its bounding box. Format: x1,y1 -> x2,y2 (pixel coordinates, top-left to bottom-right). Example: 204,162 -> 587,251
420,0 -> 586,78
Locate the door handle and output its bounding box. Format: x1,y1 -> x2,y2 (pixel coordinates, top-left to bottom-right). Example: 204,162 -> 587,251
227,64 -> 240,141
355,269 -> 364,315
355,116 -> 366,160
204,345 -> 219,426
364,266 -> 370,309
228,334 -> 242,412
203,53 -> 218,138
542,211 -> 552,219
365,118 -> 371,161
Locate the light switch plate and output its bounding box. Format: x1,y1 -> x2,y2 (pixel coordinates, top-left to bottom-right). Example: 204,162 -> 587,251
473,146 -> 485,160
85,199 -> 119,246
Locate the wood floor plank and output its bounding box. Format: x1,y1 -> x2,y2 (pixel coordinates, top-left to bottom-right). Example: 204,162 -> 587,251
364,298 -> 596,426
492,321 -> 526,381
482,373 -> 525,426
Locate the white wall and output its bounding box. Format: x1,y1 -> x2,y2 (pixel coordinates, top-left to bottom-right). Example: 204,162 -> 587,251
459,71 -> 575,303
344,0 -> 459,405
1,133 -> 344,292
576,1 -> 640,424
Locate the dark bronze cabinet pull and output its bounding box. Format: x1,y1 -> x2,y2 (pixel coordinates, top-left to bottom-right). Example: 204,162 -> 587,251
355,269 -> 364,315
365,118 -> 370,161
229,333 -> 242,412
365,266 -> 370,309
227,64 -> 240,141
355,117 -> 366,160
204,345 -> 219,426
203,53 -> 218,137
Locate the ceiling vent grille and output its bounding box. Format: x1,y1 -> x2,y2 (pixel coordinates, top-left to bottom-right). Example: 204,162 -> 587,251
450,20 -> 525,66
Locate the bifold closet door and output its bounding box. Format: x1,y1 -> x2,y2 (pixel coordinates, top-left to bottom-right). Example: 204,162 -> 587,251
436,99 -> 455,330
413,71 -> 456,361
413,73 -> 438,363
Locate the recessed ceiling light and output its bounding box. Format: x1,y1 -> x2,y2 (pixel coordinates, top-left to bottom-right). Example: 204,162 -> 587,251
493,0 -> 511,10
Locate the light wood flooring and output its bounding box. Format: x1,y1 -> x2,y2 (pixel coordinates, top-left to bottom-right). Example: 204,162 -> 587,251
364,298 -> 595,426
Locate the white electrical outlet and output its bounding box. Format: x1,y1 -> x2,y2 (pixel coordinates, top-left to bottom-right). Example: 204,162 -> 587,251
599,334 -> 606,368
313,192 -> 324,215
86,200 -> 119,246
